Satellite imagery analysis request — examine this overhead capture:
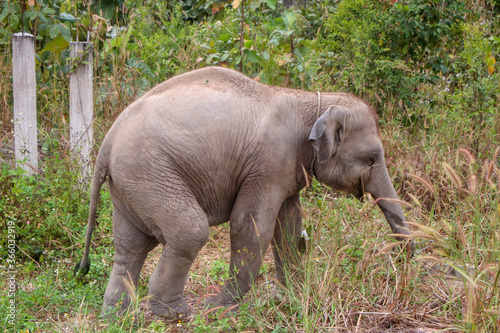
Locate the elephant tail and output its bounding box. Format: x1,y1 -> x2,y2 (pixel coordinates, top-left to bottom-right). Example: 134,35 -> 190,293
74,160 -> 108,278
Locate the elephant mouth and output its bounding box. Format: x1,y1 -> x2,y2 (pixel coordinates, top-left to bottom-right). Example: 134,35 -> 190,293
352,180 -> 365,201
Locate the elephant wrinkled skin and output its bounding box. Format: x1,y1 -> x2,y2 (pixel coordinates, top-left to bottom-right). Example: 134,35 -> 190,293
77,67 -> 413,319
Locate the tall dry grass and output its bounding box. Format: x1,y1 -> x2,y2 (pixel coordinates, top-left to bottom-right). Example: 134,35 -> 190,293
252,127 -> 499,332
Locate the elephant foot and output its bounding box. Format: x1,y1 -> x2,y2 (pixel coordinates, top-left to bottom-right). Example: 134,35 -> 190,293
101,294 -> 133,318
149,297 -> 191,320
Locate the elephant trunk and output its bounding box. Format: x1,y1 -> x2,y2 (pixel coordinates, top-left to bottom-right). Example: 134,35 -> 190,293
364,164 -> 414,251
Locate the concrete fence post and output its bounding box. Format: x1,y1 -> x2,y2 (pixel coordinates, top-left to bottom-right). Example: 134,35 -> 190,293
69,42 -> 93,182
12,32 -> 38,175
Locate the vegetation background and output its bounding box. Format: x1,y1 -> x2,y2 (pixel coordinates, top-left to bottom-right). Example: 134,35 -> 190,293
0,0 -> 499,331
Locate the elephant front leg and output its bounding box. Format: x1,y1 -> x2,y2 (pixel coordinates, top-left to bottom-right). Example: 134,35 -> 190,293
209,189 -> 284,308
271,193 -> 303,287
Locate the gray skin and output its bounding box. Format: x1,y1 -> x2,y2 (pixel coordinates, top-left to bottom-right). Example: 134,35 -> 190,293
78,67 -> 413,319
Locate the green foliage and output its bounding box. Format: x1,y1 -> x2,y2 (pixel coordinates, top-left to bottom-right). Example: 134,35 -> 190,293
387,0 -> 466,74
198,7 -> 270,73
446,22 -> 499,128
320,0 -> 417,107
129,3 -> 198,80
0,156 -> 90,261
0,244 -> 115,331
0,0 -> 126,46
188,303 -> 258,332
208,257 -> 230,281
0,1 -> 64,44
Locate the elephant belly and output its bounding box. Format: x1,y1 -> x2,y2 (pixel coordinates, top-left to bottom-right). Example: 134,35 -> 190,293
109,159 -> 239,240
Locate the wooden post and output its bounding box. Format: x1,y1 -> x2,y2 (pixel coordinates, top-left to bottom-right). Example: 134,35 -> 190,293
70,42 -> 93,183
12,32 -> 38,175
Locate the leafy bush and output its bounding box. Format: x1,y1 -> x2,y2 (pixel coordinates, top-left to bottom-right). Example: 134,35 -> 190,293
130,3 -> 199,81
320,0 -> 416,108
0,155 -> 89,261
387,0 -> 466,75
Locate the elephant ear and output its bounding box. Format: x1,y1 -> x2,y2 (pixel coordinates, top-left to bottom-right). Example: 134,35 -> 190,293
308,105 -> 347,163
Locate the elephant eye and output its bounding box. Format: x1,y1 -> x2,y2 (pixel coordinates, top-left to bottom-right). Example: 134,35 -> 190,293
368,154 -> 377,166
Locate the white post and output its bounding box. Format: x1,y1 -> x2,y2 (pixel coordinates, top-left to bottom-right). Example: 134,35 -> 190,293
12,32 -> 38,175
70,42 -> 93,182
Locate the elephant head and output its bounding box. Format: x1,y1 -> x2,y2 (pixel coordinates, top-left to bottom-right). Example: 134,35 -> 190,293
309,105 -> 413,249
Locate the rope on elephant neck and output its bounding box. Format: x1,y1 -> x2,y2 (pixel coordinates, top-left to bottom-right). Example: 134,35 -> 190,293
316,91 -> 321,119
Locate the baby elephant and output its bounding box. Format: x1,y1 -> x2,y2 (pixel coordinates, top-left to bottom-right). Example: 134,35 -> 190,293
76,67 -> 412,319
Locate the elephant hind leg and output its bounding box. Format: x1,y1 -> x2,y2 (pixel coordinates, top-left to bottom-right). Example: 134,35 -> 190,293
147,201 -> 210,319
102,208 -> 158,316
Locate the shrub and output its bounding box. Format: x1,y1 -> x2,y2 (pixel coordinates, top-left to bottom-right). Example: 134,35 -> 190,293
0,155 -> 89,261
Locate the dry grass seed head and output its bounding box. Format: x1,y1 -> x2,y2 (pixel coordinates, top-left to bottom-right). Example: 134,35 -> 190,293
442,162 -> 463,188
459,147 -> 475,165
406,173 -> 436,196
